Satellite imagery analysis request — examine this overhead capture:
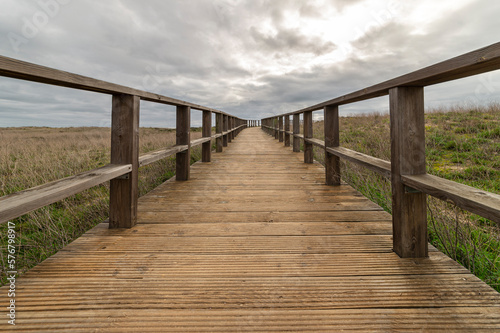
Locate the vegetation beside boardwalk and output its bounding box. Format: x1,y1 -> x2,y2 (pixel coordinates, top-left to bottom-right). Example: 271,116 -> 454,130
310,103 -> 500,291
0,127 -> 202,285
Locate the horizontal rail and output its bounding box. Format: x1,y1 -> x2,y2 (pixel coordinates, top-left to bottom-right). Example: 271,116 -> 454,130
326,147 -> 392,179
402,174 -> 500,224
0,164 -> 132,224
190,137 -> 211,148
0,56 -> 231,115
272,42 -> 500,116
139,145 -> 189,167
304,137 -> 326,148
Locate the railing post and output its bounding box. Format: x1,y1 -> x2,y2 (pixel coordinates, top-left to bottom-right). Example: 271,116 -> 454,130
284,115 -> 290,147
223,115 -> 228,147
293,114 -> 300,152
231,117 -> 236,140
216,113 -> 223,152
202,110 -> 211,162
228,116 -> 232,143
278,116 -> 284,142
324,105 -> 340,185
109,94 -> 139,229
176,105 -> 191,181
274,117 -> 279,139
303,111 -> 313,163
390,86 -> 427,258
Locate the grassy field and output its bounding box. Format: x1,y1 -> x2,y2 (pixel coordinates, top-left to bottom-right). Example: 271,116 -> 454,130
0,127 -> 203,285
310,103 -> 500,291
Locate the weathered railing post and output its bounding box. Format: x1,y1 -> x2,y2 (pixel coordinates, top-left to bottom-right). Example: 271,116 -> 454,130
293,114 -> 300,152
202,110 -> 211,162
390,87 -> 427,258
176,105 -> 191,181
273,117 -> 280,140
223,114 -> 228,147
278,116 -> 284,142
324,105 -> 340,185
303,111 -> 313,163
228,116 -> 232,143
109,94 -> 139,228
216,113 -> 223,152
284,115 -> 290,147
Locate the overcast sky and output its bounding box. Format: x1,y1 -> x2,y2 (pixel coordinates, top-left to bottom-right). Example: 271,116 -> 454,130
1,0 -> 499,127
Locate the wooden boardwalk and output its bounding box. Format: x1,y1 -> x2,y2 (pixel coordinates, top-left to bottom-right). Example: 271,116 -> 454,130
2,127 -> 500,332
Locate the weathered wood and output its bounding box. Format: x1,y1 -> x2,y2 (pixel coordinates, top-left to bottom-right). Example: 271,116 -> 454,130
274,117 -> 279,139
303,111 -> 313,163
190,137 -> 211,147
228,117 -> 232,143
139,145 -> 188,167
216,113 -> 223,152
3,128 -> 499,331
0,164 -> 131,224
304,137 -> 325,148
324,105 -> 341,186
402,174 -> 500,224
326,147 -> 391,178
109,94 -> 139,229
0,55 -> 234,114
279,42 -> 500,115
293,114 -> 300,152
278,116 -> 284,142
223,115 -> 228,147
202,110 -> 212,162
284,116 -> 290,147
390,87 -> 427,258
176,105 -> 191,181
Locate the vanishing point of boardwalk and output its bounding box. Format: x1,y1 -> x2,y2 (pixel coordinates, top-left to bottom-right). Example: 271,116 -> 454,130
1,127 -> 499,332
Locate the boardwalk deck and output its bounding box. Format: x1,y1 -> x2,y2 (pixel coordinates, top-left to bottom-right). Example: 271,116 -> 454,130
1,127 -> 500,332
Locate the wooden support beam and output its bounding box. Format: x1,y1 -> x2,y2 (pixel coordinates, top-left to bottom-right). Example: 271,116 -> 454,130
274,117 -> 279,139
278,116 -> 284,142
202,110 -> 211,162
223,115 -> 228,147
303,111 -> 313,163
109,94 -> 139,229
176,105 -> 191,181
228,117 -> 232,143
293,114 -> 300,152
216,113 -> 223,152
325,105 -> 340,186
284,115 -> 290,147
390,86 -> 427,258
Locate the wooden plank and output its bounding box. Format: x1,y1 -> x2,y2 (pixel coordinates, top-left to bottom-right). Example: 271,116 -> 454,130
282,42 -> 500,114
326,147 -> 391,178
0,55 -> 237,115
304,137 -> 325,148
292,114 -> 300,153
109,94 -> 139,228
190,137 -> 211,147
325,105 -> 340,186
175,105 -> 190,181
402,173 -> 500,223
0,164 -> 131,224
390,87 -> 427,258
139,145 -> 188,167
202,110 -> 212,162
303,111 -> 313,163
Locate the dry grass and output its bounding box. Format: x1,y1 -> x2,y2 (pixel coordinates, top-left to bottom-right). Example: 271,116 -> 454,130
0,127 -> 202,284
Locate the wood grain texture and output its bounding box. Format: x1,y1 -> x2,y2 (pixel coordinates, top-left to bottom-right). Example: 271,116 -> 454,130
402,173 -> 500,223
293,114 -> 300,152
303,111 -> 313,163
0,164 -> 131,224
324,105 -> 341,186
326,147 -> 391,178
284,115 -> 291,147
109,94 -> 139,228
390,87 -> 427,258
271,42 -> 500,115
175,105 -> 190,181
202,110 -> 212,162
216,113 -> 223,152
1,128 -> 499,332
278,116 -> 284,142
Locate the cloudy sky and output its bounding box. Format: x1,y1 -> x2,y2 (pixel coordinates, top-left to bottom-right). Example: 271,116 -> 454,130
0,0 -> 499,127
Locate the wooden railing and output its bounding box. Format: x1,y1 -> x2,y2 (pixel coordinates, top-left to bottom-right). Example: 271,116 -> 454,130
262,42 -> 500,258
0,56 -> 247,228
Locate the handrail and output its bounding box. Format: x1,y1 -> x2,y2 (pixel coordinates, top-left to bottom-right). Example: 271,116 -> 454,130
261,42 -> 500,258
0,56 -> 249,226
